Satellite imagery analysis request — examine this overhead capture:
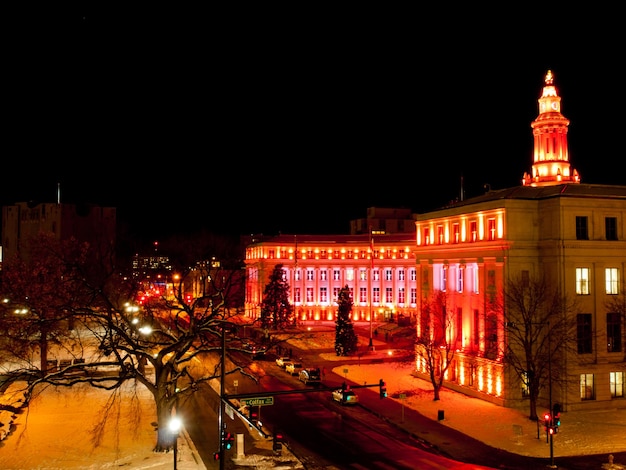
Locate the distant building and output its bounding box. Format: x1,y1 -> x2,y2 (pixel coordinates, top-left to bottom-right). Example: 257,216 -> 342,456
350,206 -> 415,235
245,71 -> 626,414
1,201 -> 116,264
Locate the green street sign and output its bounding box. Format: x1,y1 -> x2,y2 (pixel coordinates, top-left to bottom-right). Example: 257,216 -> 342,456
240,397 -> 274,406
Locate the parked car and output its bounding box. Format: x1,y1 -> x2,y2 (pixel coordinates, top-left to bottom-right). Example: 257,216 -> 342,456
285,362 -> 303,376
298,367 -> 322,385
332,388 -> 359,405
275,357 -> 291,368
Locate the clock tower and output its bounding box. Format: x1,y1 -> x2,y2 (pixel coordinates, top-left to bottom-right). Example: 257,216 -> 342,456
522,70 -> 580,186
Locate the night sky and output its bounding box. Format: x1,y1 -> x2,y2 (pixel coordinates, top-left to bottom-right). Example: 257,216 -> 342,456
4,7 -> 624,244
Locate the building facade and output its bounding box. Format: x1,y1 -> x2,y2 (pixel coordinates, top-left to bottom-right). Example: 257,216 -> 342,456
1,201 -> 116,264
244,233 -> 417,325
244,71 -> 626,413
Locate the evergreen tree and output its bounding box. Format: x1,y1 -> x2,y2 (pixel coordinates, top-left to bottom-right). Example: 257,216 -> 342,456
260,264 -> 294,330
335,285 -> 358,356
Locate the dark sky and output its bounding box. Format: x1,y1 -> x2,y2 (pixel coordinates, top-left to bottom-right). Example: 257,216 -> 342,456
4,7 -> 625,243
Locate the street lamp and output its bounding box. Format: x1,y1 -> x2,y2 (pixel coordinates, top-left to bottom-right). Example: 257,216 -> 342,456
169,416 -> 182,470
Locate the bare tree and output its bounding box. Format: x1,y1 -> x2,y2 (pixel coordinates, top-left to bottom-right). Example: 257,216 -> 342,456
0,231 -> 258,453
500,273 -> 575,421
604,279 -> 626,363
415,290 -> 458,401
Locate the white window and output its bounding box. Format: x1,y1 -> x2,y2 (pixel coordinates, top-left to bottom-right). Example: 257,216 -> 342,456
373,287 -> 380,303
306,287 -> 314,303
333,287 -> 341,301
410,269 -> 416,281
398,287 -> 405,304
385,287 -> 393,303
606,268 -> 619,295
576,268 -> 590,295
320,270 -> 327,281
410,288 -> 417,304
294,287 -> 301,303
359,287 -> 367,303
333,269 -> 341,281
385,269 -> 392,281
398,269 -> 405,281
346,268 -> 354,281
306,269 -> 314,281
457,266 -> 464,293
294,270 -> 301,281
320,287 -> 328,303
373,270 -> 380,281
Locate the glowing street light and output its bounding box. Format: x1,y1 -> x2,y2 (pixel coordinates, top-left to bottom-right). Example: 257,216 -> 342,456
169,416 -> 182,470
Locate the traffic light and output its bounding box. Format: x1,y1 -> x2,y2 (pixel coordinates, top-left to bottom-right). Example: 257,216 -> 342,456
249,408 -> 259,427
273,431 -> 283,453
213,451 -> 220,460
379,379 -> 387,399
543,411 -> 552,433
222,431 -> 234,450
553,403 -> 562,429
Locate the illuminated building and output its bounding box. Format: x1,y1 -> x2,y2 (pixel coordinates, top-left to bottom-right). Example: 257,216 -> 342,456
245,71 -> 626,413
245,232 -> 417,324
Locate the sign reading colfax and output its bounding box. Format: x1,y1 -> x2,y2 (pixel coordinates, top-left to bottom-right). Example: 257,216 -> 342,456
240,397 -> 274,406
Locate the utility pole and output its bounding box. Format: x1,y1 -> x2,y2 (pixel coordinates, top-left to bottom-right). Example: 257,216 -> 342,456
218,324 -> 226,470
368,227 -> 375,351
547,321 -> 555,469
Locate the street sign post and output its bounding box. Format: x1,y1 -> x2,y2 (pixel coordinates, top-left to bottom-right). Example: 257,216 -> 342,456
240,397 -> 274,406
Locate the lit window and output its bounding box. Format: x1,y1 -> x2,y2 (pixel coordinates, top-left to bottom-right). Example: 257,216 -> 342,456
470,221 -> 477,242
360,269 -> 367,281
488,219 -> 496,241
610,371 -> 625,398
606,268 -> 619,295
576,268 -> 590,295
373,287 -> 380,303
580,373 -> 595,400
453,223 -> 460,244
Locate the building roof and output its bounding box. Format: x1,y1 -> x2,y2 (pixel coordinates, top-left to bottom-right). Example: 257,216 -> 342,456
433,183 -> 626,211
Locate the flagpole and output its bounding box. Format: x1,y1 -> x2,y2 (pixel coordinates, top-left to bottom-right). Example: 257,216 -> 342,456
368,227 -> 375,351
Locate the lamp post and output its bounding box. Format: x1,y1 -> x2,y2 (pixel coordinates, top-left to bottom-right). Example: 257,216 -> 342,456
546,321 -> 555,469
368,227 -> 375,351
169,416 -> 182,470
